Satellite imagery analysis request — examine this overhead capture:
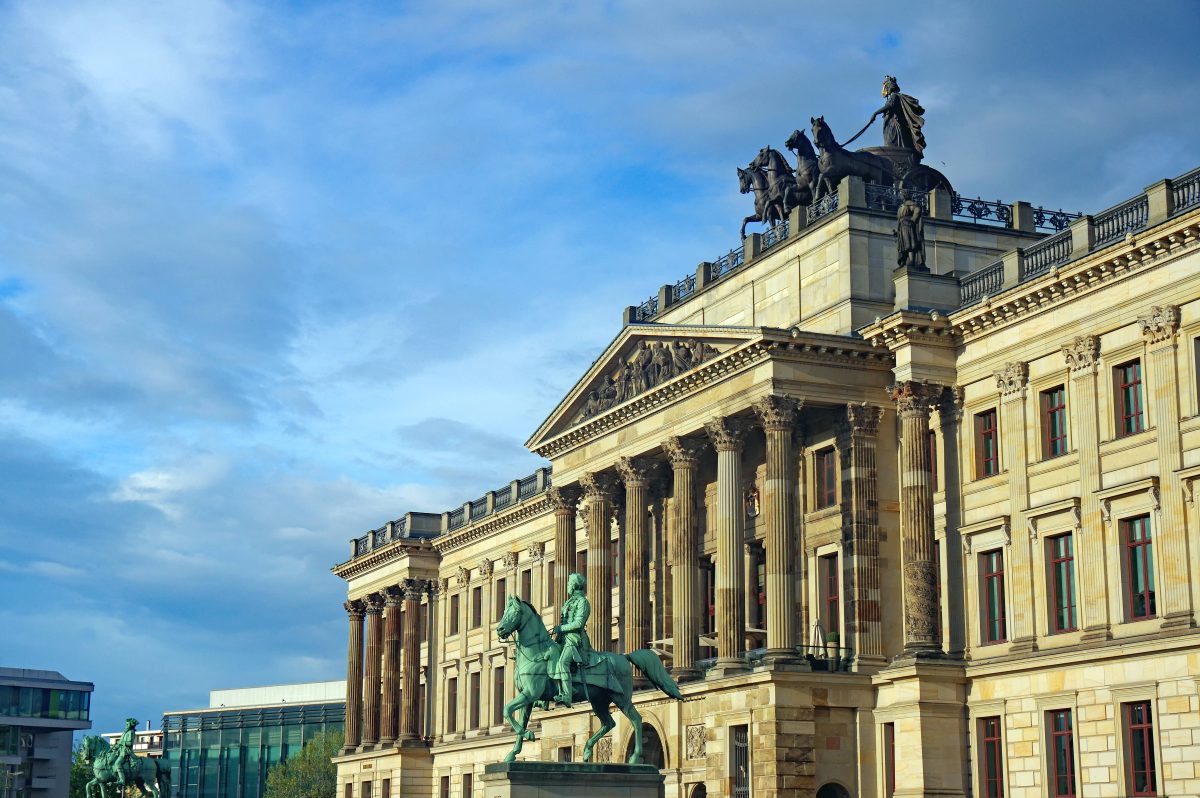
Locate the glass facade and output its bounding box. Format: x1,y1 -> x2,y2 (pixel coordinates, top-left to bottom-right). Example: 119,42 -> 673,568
162,702 -> 343,798
0,686 -> 90,720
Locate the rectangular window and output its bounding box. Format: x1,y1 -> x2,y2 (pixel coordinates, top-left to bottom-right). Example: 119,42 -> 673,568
883,722 -> 895,798
820,553 -> 839,638
520,569 -> 532,603
979,716 -> 1004,798
361,782 -> 371,798
471,587 -> 482,628
494,578 -> 506,622
1123,515 -> 1156,620
446,678 -> 458,733
419,602 -> 428,640
1047,709 -> 1076,798
493,667 -> 506,726
754,550 -> 766,629
1049,533 -> 1077,633
439,777 -> 450,798
346,784 -> 353,798
417,681 -> 426,737
928,429 -> 939,492
1115,360 -> 1145,437
703,559 -> 716,655
816,447 -> 838,508
1041,385 -> 1069,458
612,546 -> 620,588
1124,700 -> 1157,796
975,409 -> 999,477
381,779 -> 389,798
981,549 -> 1007,644
462,773 -> 472,798
934,540 -> 943,641
545,560 -> 555,607
468,672 -> 481,729
557,745 -> 572,762
450,594 -> 460,636
576,550 -> 587,576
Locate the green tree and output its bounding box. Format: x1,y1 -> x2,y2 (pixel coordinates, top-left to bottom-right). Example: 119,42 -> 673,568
69,741 -> 92,798
264,731 -> 343,798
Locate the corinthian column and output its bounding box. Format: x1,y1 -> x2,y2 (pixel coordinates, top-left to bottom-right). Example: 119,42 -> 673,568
1139,306 -> 1192,627
581,472 -> 618,652
617,457 -> 654,651
753,395 -> 800,660
399,578 -> 424,740
380,587 -> 403,746
547,486 -> 580,621
361,593 -> 385,746
891,381 -> 941,655
342,599 -> 365,752
704,416 -> 750,674
843,401 -> 886,663
665,436 -> 703,679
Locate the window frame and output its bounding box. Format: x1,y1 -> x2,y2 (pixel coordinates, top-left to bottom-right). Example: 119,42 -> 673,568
449,593 -> 461,636
470,586 -> 482,629
1048,532 -> 1077,634
1046,708 -> 1077,798
492,666 -> 506,727
819,552 -> 840,639
493,578 -> 506,623
1114,359 -> 1146,438
446,677 -> 458,733
816,447 -> 838,509
1122,514 -> 1156,621
975,408 -> 1000,478
980,548 -> 1007,645
1123,700 -> 1158,796
979,715 -> 1005,798
1040,384 -> 1069,459
928,428 -> 939,492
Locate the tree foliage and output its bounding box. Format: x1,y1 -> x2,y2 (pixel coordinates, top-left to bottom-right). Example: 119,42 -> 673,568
264,731 -> 343,798
70,741 -> 93,798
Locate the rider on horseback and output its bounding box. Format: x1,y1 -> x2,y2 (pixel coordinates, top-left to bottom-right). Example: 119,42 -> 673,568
550,572 -> 591,708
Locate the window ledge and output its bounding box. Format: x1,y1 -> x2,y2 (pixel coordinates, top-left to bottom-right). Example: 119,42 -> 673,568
964,471 -> 1008,494
1028,451 -> 1079,476
1099,427 -> 1157,454
805,506 -> 841,523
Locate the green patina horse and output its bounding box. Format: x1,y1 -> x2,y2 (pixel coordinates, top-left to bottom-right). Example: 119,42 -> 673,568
80,724 -> 168,798
494,596 -> 683,764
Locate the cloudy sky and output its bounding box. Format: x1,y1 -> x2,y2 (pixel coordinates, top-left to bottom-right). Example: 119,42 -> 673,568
1,0 -> 1197,735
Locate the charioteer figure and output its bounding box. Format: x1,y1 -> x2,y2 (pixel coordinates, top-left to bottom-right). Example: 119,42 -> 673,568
870,75 -> 926,157
550,571 -> 591,708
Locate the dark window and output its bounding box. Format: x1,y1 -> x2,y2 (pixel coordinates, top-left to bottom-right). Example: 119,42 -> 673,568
450,594 -> 460,636
1041,385 -> 1069,458
446,678 -> 458,733
494,578 -> 506,622
557,745 -> 572,762
731,725 -> 749,798
1116,360 -> 1145,437
934,540 -> 942,640
417,681 -> 425,737
381,779 -> 389,798
493,667 -> 506,726
612,546 -> 620,588
471,587 -> 482,628
545,560 -> 555,607
520,569 -> 532,603
703,559 -> 716,655
928,429 -> 939,492
820,553 -> 839,638
576,550 -> 587,576
754,550 -> 766,629
419,602 -> 428,640
361,782 -> 371,798
816,447 -> 838,508
1048,709 -> 1076,798
981,549 -> 1007,644
346,784 -> 354,798
1124,700 -> 1157,796
439,777 -> 450,798
980,716 -> 1004,798
1049,533 -> 1077,633
975,409 -> 999,477
883,722 -> 895,798
1123,515 -> 1156,620
462,773 -> 472,798
468,672 -> 480,729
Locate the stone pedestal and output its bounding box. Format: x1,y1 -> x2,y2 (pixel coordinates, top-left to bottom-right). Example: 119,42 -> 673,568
481,762 -> 663,798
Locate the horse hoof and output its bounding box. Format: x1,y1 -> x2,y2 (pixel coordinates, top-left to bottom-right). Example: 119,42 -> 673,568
523,732 -> 535,741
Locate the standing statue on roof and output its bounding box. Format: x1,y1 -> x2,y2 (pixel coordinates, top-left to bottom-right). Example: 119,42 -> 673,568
872,75 -> 926,156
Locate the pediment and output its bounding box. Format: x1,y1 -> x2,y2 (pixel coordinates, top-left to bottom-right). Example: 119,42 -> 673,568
526,323 -> 763,451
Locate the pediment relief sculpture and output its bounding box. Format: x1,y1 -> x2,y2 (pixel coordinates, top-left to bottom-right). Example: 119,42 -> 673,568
575,338 -> 720,423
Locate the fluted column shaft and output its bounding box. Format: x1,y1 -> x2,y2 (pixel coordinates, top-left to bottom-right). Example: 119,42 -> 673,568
618,458 -> 653,651
380,588 -> 402,745
547,487 -> 580,622
705,417 -> 749,672
892,382 -> 941,654
665,437 -> 702,678
582,473 -> 617,652
399,579 -> 423,740
343,600 -> 365,751
361,594 -> 384,746
754,396 -> 800,657
843,402 -> 885,662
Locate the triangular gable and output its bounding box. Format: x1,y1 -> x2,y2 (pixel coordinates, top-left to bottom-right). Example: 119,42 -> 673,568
525,323 -> 763,450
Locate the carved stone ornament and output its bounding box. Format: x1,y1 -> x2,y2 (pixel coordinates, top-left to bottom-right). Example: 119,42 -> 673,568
502,551 -> 519,570
686,724 -> 707,759
364,592 -> 385,613
616,456 -> 655,486
845,402 -> 885,436
384,585 -> 404,607
704,416 -> 750,452
994,362 -> 1029,396
752,394 -> 800,431
593,737 -> 612,763
744,485 -> 761,519
664,436 -> 703,469
546,485 -> 580,513
527,541 -> 545,560
438,577 -> 450,594
1061,335 -> 1099,373
580,471 -> 618,502
1137,304 -> 1180,344
456,566 -> 470,587
889,380 -> 938,418
479,557 -> 494,578
402,577 -> 425,600
344,598 -> 365,618
938,385 -> 965,423
575,338 -> 721,424
903,560 -> 939,640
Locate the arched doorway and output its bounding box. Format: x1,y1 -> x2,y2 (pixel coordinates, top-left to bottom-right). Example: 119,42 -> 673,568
625,724 -> 665,769
687,785 -> 706,798
816,783 -> 851,798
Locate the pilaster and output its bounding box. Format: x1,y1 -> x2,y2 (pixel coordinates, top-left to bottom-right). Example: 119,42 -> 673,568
995,362 -> 1036,653
842,401 -> 887,666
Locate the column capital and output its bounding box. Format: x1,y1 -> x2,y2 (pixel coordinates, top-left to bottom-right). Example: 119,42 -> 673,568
1138,304 -> 1180,344
527,541 -> 546,561
384,585 -> 404,608
364,593 -> 385,614
437,577 -> 450,594
937,385 -> 965,424
616,456 -> 656,486
1062,335 -> 1100,374
344,598 -> 366,619
402,578 -> 425,601
889,381 -> 940,418
844,402 -> 885,437
664,435 -> 704,469
994,361 -> 1029,397
752,394 -> 800,431
581,471 -> 619,502
455,565 -> 470,586
704,416 -> 751,452
479,557 -> 495,579
546,485 -> 581,513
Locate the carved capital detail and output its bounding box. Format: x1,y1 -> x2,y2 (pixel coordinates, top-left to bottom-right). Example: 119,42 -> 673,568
344,598 -> 365,619
1062,335 -> 1099,373
402,578 -> 425,601
437,577 -> 449,594
501,551 -> 519,570
845,402 -> 885,436
546,485 -> 580,513
1138,305 -> 1180,344
364,592 -> 385,614
664,436 -> 703,469
616,456 -> 655,486
384,585 -> 404,607
994,362 -> 1029,397
456,566 -> 470,587
938,385 -> 965,423
580,471 -> 618,502
704,416 -> 750,452
479,557 -> 494,578
889,380 -> 939,418
527,541 -> 545,561
752,394 -> 800,432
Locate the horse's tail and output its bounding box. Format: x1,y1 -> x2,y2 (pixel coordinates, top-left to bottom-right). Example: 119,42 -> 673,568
626,649 -> 683,700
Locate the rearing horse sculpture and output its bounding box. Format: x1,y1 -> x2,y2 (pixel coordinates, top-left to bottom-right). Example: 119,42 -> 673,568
810,116 -> 894,199
737,165 -> 786,240
494,595 -> 682,764
748,146 -> 803,217
784,128 -> 820,205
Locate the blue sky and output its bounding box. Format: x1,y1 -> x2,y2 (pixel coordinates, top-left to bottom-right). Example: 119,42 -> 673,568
1,0 -> 1197,736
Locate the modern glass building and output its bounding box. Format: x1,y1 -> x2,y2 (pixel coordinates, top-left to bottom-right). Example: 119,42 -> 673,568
0,668 -> 93,798
162,682 -> 344,798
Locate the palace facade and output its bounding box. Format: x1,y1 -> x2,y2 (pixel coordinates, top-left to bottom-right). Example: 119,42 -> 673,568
331,163 -> 1200,798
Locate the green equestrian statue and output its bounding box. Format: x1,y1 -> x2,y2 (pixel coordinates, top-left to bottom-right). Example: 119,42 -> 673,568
80,718 -> 168,798
495,572 -> 683,764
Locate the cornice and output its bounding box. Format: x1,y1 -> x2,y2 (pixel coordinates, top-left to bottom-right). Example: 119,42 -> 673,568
331,539 -> 434,581
433,496 -> 552,555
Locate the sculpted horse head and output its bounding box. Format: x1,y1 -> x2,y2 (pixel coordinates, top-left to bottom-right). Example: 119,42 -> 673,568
785,129 -> 817,162
811,116 -> 836,152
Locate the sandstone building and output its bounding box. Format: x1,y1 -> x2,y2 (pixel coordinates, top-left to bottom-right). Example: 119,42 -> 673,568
331,159 -> 1200,797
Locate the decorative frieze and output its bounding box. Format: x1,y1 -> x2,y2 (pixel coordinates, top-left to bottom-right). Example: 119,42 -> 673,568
1062,335 -> 1099,373
686,724 -> 706,759
575,338 -> 721,423
994,362 -> 1029,396
1138,304 -> 1180,343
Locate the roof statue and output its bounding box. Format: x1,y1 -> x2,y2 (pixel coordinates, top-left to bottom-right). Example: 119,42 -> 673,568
875,75 -> 926,156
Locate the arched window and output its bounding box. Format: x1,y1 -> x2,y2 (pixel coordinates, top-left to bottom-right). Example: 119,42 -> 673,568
687,785 -> 707,798
816,783 -> 851,798
625,725 -> 665,770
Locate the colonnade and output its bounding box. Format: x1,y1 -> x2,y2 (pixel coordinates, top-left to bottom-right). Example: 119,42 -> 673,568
342,578 -> 433,752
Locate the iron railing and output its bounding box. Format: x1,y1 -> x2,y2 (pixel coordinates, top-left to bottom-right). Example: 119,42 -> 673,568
960,259 -> 1004,305
710,246 -> 745,281
761,219 -> 790,251
1033,207 -> 1080,233
353,535 -> 369,558
630,295 -> 659,323
469,497 -> 488,518
807,192 -> 839,223
865,184 -> 927,214
1020,229 -> 1073,278
673,273 -> 696,302
1094,195 -> 1149,247
1173,167 -> 1200,214
952,193 -> 1013,228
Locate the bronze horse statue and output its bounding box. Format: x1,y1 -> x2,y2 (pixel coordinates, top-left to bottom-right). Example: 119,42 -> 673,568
748,146 -> 804,217
784,129 -> 820,205
810,116 -> 894,199
737,165 -> 787,240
